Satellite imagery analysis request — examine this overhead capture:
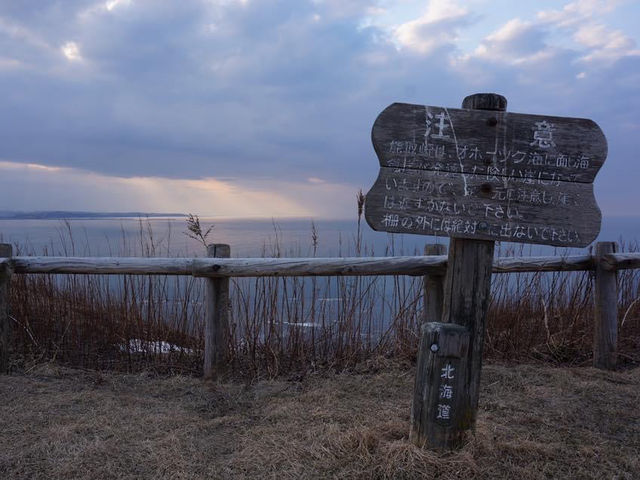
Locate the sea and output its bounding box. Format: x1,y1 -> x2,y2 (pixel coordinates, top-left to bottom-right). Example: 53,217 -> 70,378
0,215 -> 639,258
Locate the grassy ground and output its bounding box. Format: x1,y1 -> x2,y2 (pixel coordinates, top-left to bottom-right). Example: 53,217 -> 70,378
1,360 -> 638,479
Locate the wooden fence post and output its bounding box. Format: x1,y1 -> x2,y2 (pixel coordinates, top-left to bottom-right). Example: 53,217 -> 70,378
0,244 -> 13,373
441,238 -> 494,420
411,322 -> 470,448
204,243 -> 230,380
423,244 -> 446,324
411,94 -> 503,449
593,241 -> 618,369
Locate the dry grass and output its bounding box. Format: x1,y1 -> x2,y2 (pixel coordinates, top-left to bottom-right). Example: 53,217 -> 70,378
1,360 -> 638,479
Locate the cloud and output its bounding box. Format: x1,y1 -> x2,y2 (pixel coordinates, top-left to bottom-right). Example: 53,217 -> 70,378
0,56 -> 23,70
61,41 -> 82,61
452,16 -> 579,96
0,0 -> 638,219
537,0 -> 622,27
469,18 -> 551,65
393,0 -> 472,54
573,23 -> 639,63
0,15 -> 52,52
537,0 -> 638,64
0,0 -> 393,185
455,0 -> 638,94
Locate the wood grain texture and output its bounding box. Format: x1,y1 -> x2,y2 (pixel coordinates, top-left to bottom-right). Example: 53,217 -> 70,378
371,102 -> 607,183
410,322 -> 470,449
593,242 -> 618,370
0,244 -> 12,373
365,168 -> 601,247
441,238 -> 495,429
191,256 -> 451,277
600,253 -> 640,271
204,244 -> 231,380
12,257 -> 196,275
423,244 -> 446,325
8,253 -> 608,276
492,254 -> 593,273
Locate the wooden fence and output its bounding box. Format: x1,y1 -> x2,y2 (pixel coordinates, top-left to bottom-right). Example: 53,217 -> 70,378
1,241 -> 638,375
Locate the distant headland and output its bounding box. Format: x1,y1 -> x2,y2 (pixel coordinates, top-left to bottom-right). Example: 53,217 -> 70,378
0,211 -> 187,220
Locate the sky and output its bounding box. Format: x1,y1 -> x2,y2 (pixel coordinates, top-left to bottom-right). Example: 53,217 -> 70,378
0,0 -> 638,219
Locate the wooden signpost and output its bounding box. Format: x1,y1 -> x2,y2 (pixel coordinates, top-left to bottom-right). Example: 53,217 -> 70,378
364,93 -> 607,449
366,96 -> 606,247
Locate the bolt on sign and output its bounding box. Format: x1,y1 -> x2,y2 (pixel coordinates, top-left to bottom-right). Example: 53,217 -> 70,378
365,102 -> 607,247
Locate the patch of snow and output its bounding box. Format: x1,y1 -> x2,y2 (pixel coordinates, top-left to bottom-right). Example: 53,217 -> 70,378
120,339 -> 193,355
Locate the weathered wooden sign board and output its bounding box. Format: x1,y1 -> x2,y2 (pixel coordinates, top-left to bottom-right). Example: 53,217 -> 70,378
365,102 -> 607,247
364,93 -> 608,450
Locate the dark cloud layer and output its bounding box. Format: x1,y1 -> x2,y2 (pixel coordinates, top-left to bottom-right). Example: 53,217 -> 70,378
0,0 -> 638,216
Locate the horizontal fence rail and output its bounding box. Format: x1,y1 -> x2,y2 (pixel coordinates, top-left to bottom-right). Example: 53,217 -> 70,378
2,252 -> 638,276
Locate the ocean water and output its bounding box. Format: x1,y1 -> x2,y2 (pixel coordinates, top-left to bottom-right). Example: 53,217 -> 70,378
0,215 -> 639,258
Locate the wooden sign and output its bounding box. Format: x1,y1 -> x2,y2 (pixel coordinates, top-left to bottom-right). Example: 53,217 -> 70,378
366,93 -> 609,450
365,102 -> 607,247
